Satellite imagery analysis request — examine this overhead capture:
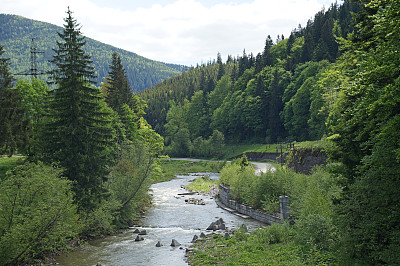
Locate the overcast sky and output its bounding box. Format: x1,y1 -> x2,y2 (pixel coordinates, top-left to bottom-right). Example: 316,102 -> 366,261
2,0 -> 335,66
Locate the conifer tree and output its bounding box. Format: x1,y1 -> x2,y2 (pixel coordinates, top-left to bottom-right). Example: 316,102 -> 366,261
238,49 -> 249,77
105,51 -> 133,113
216,52 -> 224,81
44,8 -> 114,210
262,35 -> 274,67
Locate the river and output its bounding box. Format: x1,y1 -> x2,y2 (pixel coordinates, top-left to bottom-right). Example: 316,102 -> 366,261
54,172 -> 265,266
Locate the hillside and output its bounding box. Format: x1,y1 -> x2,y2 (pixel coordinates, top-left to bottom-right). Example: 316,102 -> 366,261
140,0 -> 361,149
0,14 -> 187,92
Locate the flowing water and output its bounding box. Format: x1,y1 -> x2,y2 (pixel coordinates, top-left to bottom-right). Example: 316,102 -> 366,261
55,173 -> 265,266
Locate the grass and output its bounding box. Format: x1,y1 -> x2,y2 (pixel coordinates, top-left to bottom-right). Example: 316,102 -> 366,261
185,176 -> 219,194
158,159 -> 227,179
187,223 -> 336,265
222,140 -> 329,159
187,224 -> 301,265
0,156 -> 24,181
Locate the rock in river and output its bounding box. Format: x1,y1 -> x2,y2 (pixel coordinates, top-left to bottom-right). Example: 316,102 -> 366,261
170,239 -> 181,247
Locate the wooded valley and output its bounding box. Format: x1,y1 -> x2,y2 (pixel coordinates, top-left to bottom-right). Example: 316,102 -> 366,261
1,0 -> 400,264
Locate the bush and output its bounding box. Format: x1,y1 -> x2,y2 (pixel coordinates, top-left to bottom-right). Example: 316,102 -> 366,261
295,214 -> 337,250
219,162 -> 342,260
0,162 -> 79,265
250,223 -> 294,245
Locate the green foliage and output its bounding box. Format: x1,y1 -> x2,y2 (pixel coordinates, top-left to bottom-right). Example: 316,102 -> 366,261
105,52 -> 135,114
189,223 -> 335,265
0,45 -> 31,156
329,1 -> 400,263
190,130 -> 225,159
0,162 -> 79,265
185,175 -> 219,194
338,117 -> 400,264
0,14 -> 186,92
219,162 -> 254,203
282,61 -> 330,141
141,2 -> 360,145
166,127 -> 192,157
15,79 -> 48,125
14,79 -> 50,155
220,163 -> 341,252
186,90 -> 210,138
0,156 -> 24,181
158,159 -> 226,179
39,8 -> 116,210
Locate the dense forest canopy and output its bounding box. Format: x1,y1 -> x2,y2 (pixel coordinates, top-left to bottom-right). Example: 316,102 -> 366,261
0,14 -> 188,92
139,0 -> 361,153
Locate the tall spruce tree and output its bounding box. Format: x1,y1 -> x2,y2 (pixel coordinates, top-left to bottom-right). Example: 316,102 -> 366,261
105,52 -> 149,143
216,52 -> 224,81
105,52 -> 133,113
262,35 -> 274,67
45,8 -> 114,210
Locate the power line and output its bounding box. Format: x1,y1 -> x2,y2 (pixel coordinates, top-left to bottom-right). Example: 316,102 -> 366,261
15,38 -> 45,79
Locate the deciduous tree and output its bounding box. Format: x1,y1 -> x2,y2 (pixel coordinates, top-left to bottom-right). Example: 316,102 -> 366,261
0,46 -> 30,156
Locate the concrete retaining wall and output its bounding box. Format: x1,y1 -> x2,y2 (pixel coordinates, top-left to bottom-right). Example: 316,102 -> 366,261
218,184 -> 284,225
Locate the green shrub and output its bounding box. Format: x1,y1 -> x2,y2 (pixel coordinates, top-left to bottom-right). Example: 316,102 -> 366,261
0,162 -> 79,265
250,223 -> 294,245
295,214 -> 337,250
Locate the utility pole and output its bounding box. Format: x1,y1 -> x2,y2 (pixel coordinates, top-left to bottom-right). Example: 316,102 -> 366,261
16,38 -> 45,79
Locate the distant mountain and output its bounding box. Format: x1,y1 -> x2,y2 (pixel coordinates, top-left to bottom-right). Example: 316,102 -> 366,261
0,14 -> 188,92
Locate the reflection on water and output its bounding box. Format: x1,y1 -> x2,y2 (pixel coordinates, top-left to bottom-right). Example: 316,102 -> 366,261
55,173 -> 264,266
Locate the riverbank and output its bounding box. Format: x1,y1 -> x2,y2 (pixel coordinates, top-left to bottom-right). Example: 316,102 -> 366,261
47,160 -> 227,264
54,171 -> 264,265
187,161 -> 340,265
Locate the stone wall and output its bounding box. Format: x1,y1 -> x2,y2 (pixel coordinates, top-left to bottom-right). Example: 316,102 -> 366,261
286,148 -> 327,174
218,184 -> 284,225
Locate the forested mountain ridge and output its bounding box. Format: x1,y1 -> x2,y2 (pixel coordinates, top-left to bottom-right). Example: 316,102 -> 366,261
0,14 -> 188,92
139,0 -> 361,152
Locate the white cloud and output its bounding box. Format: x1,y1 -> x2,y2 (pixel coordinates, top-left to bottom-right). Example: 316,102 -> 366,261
2,0 -> 333,65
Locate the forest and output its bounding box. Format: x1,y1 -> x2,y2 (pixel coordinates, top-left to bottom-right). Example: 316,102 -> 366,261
1,0 -> 400,264
0,14 -> 187,92
144,0 -> 400,263
139,0 -> 359,156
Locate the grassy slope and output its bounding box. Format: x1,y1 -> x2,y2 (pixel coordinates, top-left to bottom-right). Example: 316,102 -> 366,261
222,140 -> 329,159
0,156 -> 24,181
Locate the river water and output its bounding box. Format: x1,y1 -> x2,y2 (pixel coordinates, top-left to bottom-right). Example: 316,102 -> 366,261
55,173 -> 265,266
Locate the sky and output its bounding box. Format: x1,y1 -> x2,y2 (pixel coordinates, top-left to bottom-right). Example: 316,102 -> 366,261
2,0 -> 336,66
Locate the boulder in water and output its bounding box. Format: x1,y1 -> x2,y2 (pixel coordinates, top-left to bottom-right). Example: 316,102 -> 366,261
207,222 -> 218,231
170,239 -> 181,247
155,241 -> 162,247
138,229 -> 147,235
191,235 -> 199,243
135,235 -> 144,241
